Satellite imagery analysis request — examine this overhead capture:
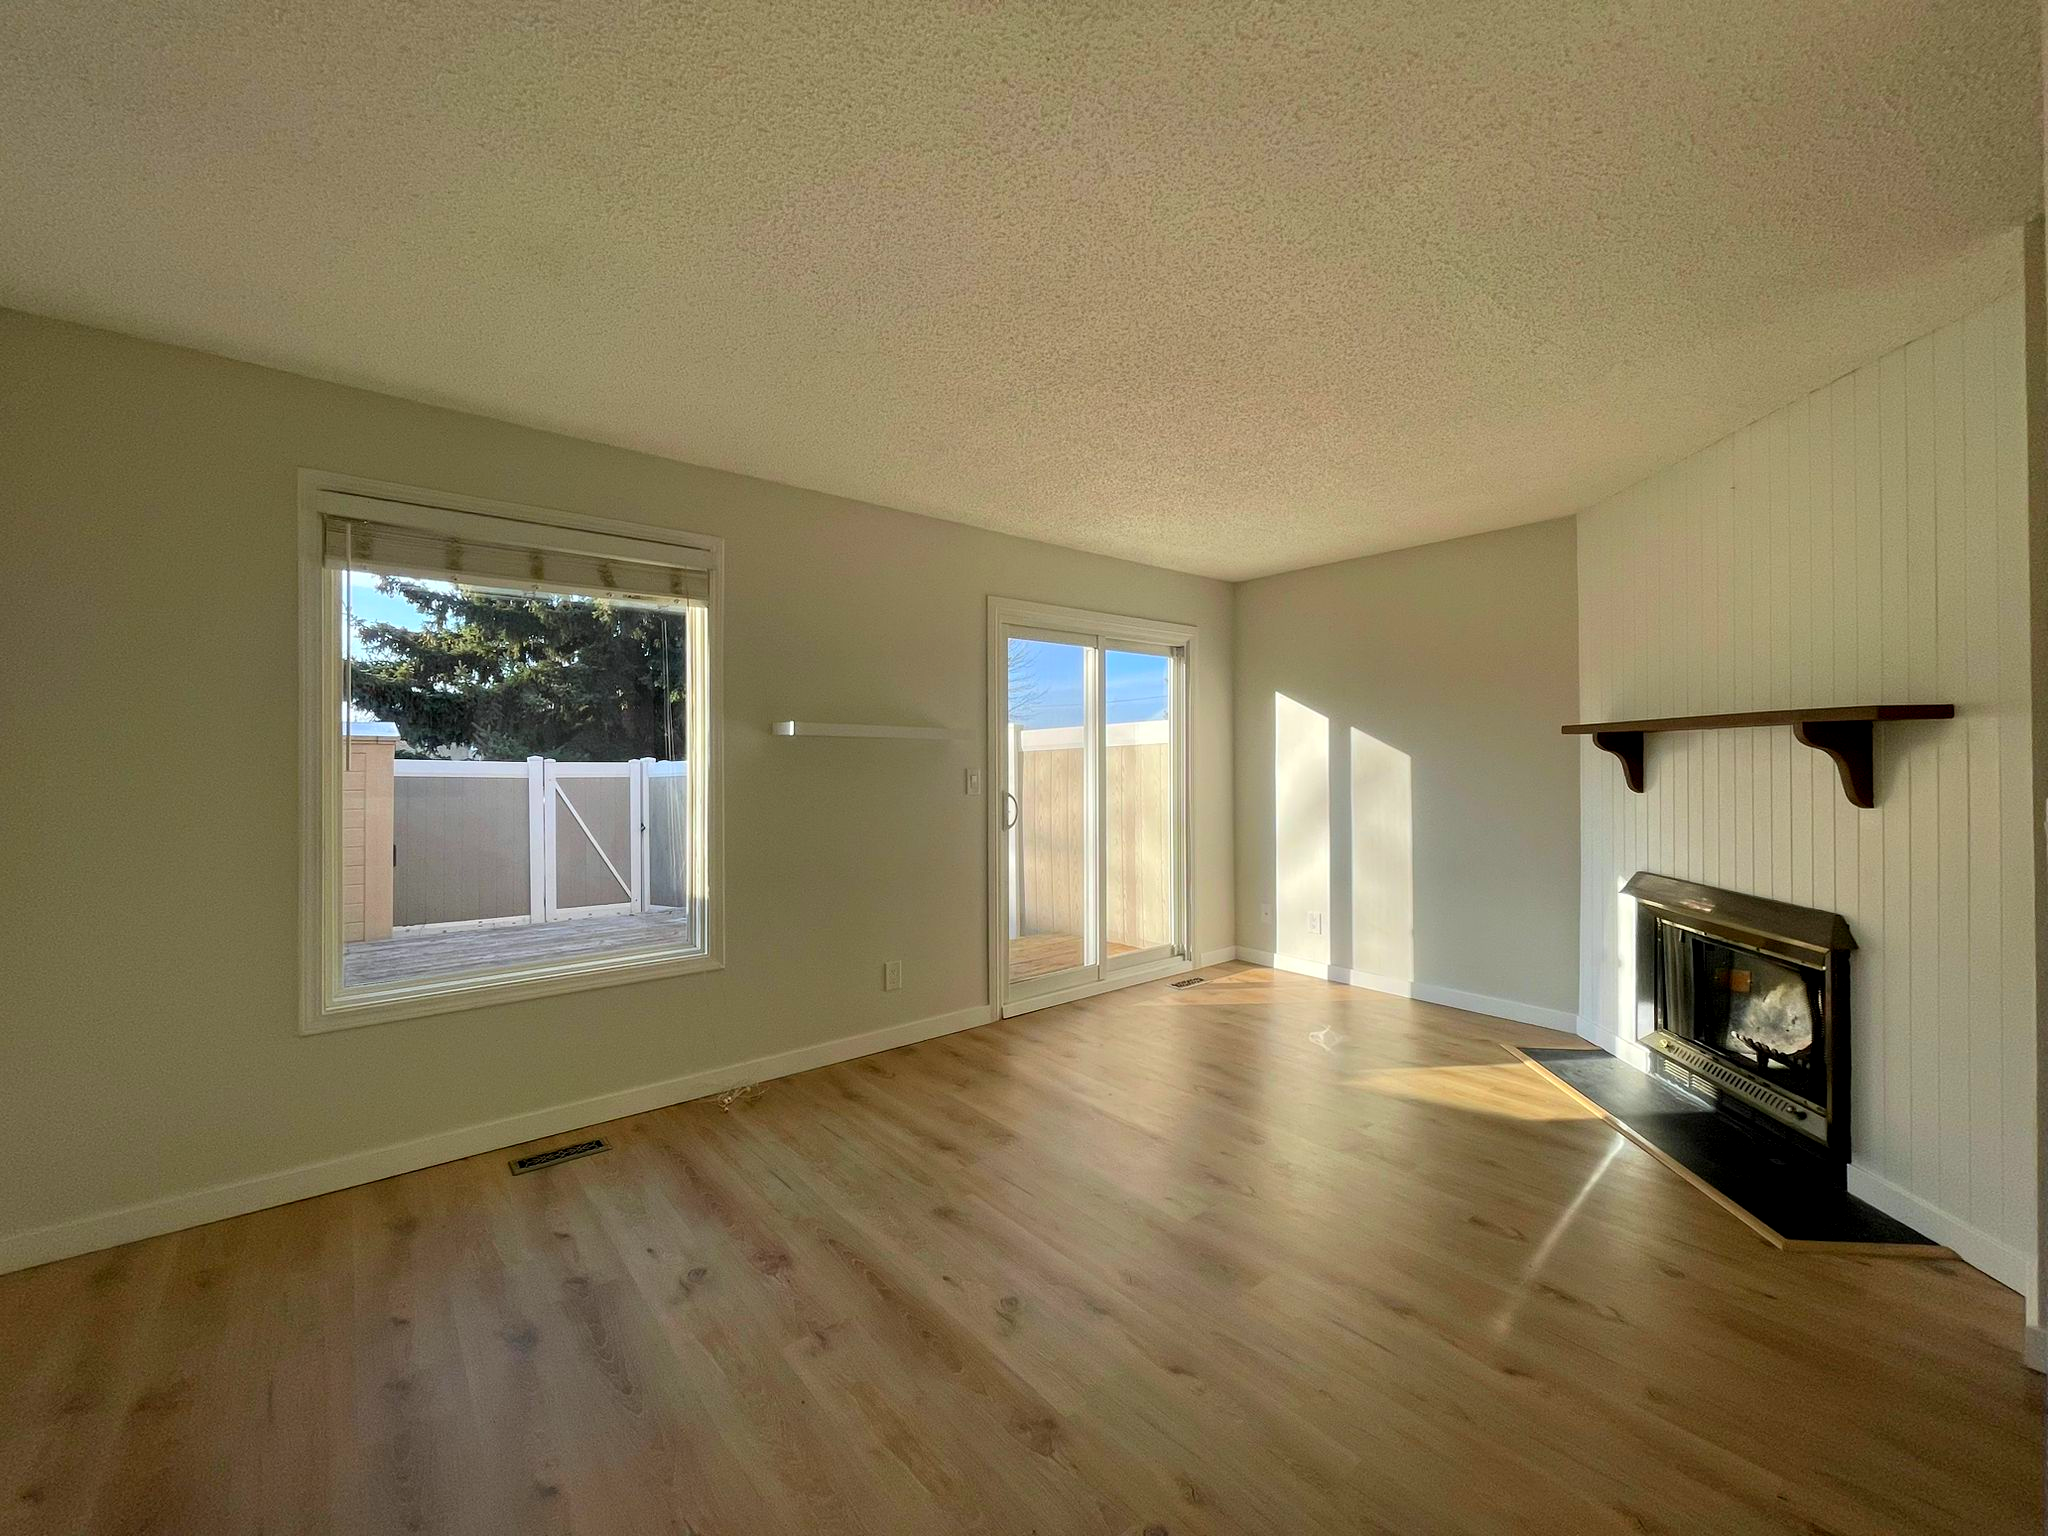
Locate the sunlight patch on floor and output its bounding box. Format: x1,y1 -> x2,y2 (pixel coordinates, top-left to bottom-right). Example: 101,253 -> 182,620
1344,1062 -> 1603,1121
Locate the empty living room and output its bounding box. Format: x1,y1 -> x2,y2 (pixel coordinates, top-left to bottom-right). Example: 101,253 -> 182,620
4,2 -> 2048,1532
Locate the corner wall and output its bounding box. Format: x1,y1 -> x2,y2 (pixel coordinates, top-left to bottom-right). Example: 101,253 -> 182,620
0,308 -> 1235,1269
1232,518 -> 1582,1030
1575,289 -> 2038,1302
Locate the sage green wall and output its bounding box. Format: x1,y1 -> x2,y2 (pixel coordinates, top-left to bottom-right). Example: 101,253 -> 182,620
1232,518 -> 1581,1022
0,308 -> 1234,1251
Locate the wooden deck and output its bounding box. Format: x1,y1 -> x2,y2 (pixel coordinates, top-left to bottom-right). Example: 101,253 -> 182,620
343,910 -> 694,988
1,965 -> 2035,1532
1007,932 -> 1138,981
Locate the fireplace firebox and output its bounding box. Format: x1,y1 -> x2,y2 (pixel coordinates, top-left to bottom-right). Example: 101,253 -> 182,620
1625,872 -> 1855,1164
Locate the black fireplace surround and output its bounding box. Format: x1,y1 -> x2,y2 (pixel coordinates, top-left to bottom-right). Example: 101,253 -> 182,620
1625,872 -> 1855,1164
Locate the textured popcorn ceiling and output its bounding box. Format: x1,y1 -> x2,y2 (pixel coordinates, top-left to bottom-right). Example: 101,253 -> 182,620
0,2 -> 2038,578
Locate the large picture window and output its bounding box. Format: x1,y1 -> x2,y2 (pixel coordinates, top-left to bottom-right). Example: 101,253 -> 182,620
301,479 -> 719,1030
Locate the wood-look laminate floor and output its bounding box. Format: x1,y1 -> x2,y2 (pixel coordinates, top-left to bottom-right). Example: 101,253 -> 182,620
1,964 -> 2037,1534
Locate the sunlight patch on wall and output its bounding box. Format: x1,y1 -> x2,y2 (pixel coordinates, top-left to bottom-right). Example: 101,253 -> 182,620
1349,726 -> 1413,985
1274,692 -> 1331,965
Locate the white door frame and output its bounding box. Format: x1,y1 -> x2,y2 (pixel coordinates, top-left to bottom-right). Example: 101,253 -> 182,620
986,597 -> 1195,1018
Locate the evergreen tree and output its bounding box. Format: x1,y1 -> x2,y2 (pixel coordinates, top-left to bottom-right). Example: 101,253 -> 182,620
349,579 -> 687,762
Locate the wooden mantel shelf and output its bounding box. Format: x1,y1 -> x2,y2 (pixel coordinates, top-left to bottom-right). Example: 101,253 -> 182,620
1562,705 -> 1954,809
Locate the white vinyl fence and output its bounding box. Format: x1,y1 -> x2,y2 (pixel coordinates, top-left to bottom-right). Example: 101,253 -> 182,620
1008,721 -> 1174,952
390,757 -> 688,932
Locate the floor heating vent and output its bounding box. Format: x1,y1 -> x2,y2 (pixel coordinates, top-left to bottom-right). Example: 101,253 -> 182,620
509,1138 -> 609,1175
1170,976 -> 1208,989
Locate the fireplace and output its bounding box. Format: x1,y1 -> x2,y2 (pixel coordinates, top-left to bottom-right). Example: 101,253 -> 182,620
1625,872 -> 1855,1164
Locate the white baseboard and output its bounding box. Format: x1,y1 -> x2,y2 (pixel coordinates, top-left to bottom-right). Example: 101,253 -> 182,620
0,1001 -> 999,1278
1197,946 -> 1240,967
1405,979 -> 1580,1035
1843,1164 -> 2033,1299
1234,948 -> 1580,1035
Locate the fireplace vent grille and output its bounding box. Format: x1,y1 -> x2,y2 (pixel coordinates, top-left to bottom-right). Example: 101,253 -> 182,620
1657,1036 -> 1809,1124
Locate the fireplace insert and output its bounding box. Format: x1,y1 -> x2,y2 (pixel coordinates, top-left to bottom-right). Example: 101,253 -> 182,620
1625,872 -> 1854,1161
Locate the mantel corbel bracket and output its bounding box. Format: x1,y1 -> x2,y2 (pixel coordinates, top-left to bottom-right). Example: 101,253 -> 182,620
1791,719 -> 1874,809
1589,731 -> 1646,794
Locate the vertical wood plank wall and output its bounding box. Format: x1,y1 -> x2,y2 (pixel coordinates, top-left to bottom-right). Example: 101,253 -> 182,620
1576,290 -> 2036,1298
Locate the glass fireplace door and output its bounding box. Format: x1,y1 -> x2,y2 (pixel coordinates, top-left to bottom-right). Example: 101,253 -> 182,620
1662,929 -> 1827,1110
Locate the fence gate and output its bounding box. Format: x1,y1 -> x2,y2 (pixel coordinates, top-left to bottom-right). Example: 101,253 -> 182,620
387,756 -> 688,933
542,760 -> 642,921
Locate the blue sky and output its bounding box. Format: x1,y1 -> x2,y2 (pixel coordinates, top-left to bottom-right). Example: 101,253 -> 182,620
345,572 -> 434,655
1009,641 -> 1168,729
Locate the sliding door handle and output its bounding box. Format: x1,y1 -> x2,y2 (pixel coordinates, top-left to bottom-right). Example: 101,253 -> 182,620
1001,791 -> 1019,830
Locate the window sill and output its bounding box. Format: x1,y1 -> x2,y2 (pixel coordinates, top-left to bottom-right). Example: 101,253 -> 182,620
303,946 -> 722,1035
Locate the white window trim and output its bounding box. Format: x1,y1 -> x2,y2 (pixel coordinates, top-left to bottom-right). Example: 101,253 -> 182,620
984,596 -> 1197,1019
297,469 -> 725,1035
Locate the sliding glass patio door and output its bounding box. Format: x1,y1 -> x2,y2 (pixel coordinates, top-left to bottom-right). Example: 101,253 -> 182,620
1003,627 -> 1097,996
993,601 -> 1191,1015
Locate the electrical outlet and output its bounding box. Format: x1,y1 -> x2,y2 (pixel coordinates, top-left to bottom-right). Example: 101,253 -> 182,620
1307,910 -> 1323,935
883,959 -> 903,992
965,768 -> 982,796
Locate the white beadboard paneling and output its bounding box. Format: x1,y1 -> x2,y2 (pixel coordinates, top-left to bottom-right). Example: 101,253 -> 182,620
1575,291 -> 2036,1302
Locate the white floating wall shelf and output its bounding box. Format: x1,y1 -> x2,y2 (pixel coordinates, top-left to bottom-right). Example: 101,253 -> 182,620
771,721 -> 965,741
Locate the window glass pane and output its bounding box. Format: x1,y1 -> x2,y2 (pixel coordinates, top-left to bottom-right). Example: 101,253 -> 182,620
1105,648 -> 1174,955
1007,636 -> 1090,981
338,569 -> 699,997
